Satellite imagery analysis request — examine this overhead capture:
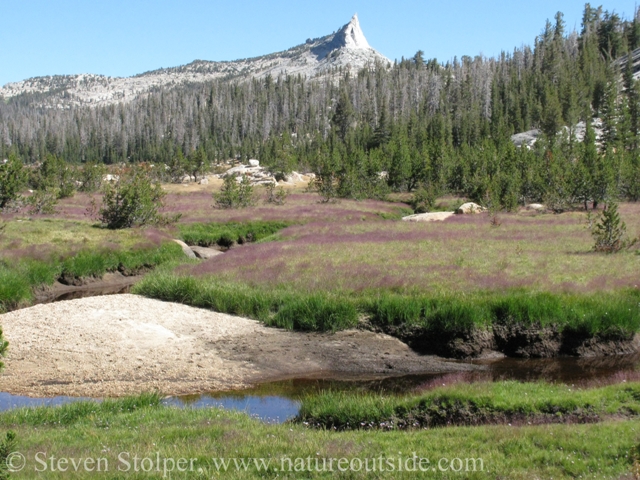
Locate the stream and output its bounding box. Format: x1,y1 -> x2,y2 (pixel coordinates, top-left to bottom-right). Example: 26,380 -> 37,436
2,352 -> 640,423
12,280 -> 640,422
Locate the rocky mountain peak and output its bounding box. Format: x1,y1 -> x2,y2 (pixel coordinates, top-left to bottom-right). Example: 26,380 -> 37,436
340,14 -> 371,50
0,15 -> 390,108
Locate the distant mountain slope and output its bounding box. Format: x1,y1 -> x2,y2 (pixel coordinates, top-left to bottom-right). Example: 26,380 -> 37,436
0,14 -> 390,108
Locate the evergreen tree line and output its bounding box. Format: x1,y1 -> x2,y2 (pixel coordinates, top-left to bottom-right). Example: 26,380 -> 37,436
1,4 -> 640,209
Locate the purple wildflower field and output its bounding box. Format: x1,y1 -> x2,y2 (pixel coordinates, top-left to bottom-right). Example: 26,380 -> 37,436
4,183 -> 639,295
0,189 -> 407,265
0,216 -> 173,263
6,191 -> 408,224
186,205 -> 640,294
162,192 -> 407,223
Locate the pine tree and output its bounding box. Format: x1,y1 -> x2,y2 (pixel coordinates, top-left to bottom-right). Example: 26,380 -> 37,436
331,89 -> 353,141
591,201 -> 637,252
0,153 -> 26,210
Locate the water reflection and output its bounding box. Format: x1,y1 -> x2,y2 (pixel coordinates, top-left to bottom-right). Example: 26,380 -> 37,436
2,353 -> 640,423
161,394 -> 299,423
0,392 -> 92,410
474,352 -> 640,385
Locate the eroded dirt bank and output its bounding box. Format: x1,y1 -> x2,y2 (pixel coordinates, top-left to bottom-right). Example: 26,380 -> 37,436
0,294 -> 477,397
33,272 -> 142,305
369,322 -> 640,359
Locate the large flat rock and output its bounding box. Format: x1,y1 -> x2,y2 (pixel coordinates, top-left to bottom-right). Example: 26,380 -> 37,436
402,211 -> 455,222
190,246 -> 224,259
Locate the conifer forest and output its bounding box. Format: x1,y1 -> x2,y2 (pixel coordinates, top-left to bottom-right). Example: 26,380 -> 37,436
2,4 -> 640,210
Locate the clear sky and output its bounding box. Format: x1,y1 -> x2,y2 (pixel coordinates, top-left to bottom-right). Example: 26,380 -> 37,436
1,0 -> 638,86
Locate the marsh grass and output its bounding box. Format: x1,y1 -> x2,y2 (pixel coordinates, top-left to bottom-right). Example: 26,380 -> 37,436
59,243 -> 182,278
135,273 -> 640,337
297,381 -> 640,430
0,218 -> 169,252
0,219 -> 185,311
177,207 -> 640,295
0,269 -> 32,312
370,290 -> 640,334
0,392 -> 639,478
124,205 -> 640,341
132,274 -> 360,331
178,220 -> 292,248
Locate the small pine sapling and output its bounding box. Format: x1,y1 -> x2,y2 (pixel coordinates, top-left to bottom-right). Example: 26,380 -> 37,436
213,175 -> 255,209
590,202 -> 638,253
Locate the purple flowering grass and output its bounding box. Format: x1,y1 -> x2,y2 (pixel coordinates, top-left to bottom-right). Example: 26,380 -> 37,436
180,203 -> 640,294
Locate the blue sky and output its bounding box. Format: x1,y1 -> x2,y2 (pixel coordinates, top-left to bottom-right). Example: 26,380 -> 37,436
1,0 -> 638,86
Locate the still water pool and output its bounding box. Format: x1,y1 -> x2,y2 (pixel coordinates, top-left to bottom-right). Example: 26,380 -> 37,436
3,353 -> 640,423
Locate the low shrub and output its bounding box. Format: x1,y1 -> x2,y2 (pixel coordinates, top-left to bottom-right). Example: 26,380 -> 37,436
26,188 -> 58,215
76,162 -> 106,193
410,183 -> 437,213
264,183 -> 289,205
29,153 -> 76,199
96,167 -> 174,229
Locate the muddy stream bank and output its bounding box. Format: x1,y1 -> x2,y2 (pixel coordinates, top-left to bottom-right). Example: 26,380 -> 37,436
33,271 -> 142,305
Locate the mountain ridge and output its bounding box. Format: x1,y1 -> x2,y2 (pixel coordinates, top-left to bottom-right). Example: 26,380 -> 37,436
0,14 -> 390,108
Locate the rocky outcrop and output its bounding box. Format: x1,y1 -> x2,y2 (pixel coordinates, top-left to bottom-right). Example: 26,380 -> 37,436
174,240 -> 226,260
278,171 -> 313,186
402,202 -> 486,222
510,129 -> 540,148
218,163 -> 312,187
524,203 -> 545,212
219,165 -> 276,186
511,119 -> 604,149
455,202 -> 486,214
569,118 -> 604,143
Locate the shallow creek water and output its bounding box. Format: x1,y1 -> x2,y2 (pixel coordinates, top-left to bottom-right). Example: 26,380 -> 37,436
2,352 -> 640,423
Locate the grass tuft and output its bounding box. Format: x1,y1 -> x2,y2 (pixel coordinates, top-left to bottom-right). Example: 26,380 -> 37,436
178,221 -> 292,247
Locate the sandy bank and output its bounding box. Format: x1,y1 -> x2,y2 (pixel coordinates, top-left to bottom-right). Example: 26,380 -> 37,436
0,294 -> 474,397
